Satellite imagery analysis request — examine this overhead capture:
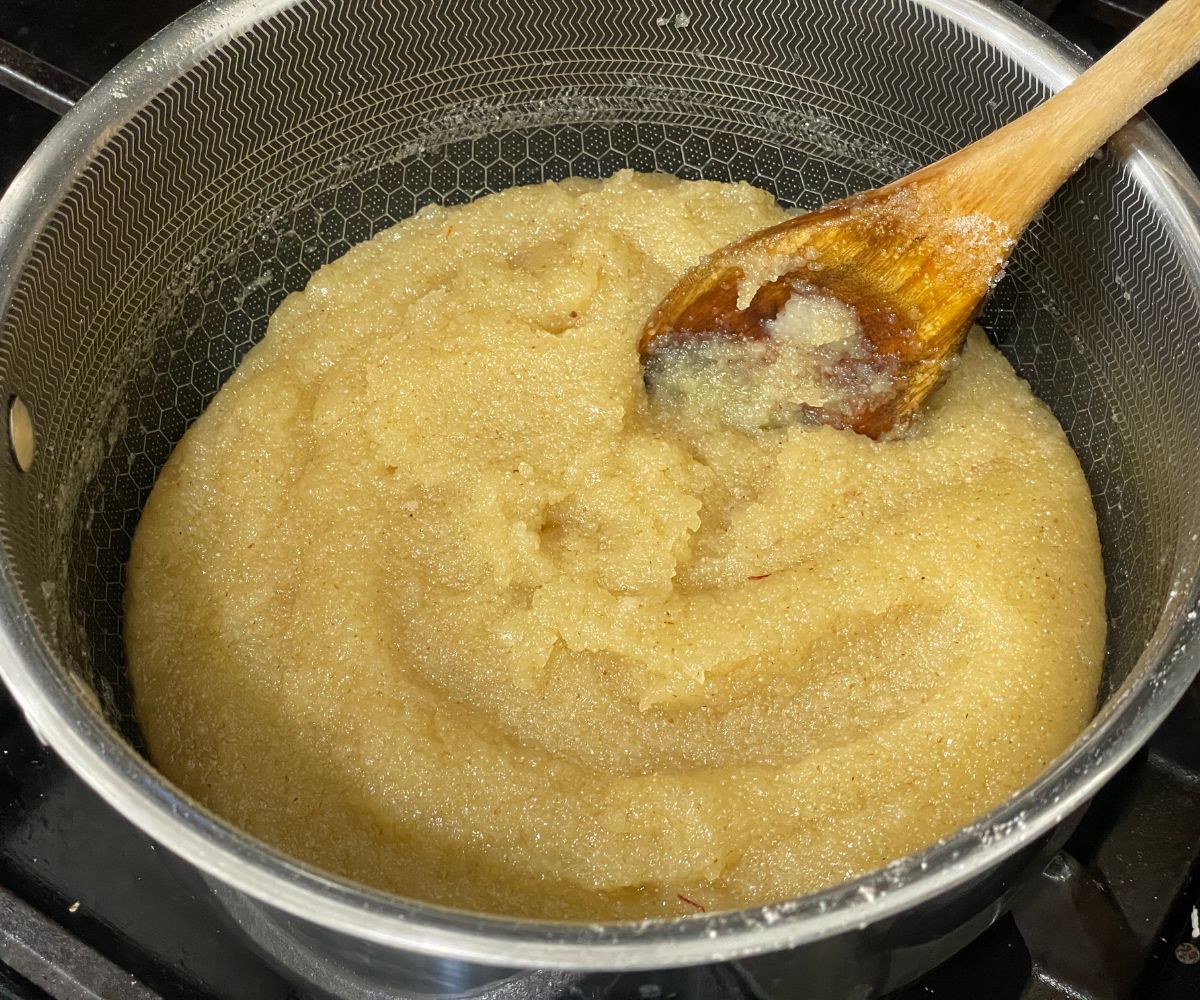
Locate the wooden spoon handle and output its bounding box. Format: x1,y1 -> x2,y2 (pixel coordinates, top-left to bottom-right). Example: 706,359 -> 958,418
930,0 -> 1200,229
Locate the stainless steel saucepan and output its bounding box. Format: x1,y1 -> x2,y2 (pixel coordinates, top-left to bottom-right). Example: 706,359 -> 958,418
0,1 -> 1198,997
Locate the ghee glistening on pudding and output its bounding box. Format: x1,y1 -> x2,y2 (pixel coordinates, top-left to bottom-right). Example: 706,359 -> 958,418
125,171 -> 1105,921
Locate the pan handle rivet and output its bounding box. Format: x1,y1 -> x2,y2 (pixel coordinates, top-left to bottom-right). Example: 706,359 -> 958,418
8,395 -> 35,472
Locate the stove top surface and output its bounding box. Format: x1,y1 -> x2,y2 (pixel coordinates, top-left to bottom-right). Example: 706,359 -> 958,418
1,2 -> 1199,998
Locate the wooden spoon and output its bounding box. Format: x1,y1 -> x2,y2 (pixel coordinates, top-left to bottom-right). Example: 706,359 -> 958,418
640,0 -> 1200,438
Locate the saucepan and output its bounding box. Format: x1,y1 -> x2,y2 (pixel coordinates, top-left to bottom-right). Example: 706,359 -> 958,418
0,0 -> 1198,996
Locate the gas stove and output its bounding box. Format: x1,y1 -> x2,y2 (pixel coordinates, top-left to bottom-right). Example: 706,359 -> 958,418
1,2 -> 1199,998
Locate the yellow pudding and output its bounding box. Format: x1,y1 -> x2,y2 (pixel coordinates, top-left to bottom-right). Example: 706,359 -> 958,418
125,171 -> 1105,921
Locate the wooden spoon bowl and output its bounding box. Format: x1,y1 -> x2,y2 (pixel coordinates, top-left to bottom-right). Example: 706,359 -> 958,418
641,0 -> 1200,438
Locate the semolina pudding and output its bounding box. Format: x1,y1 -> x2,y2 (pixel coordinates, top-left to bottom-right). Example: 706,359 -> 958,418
125,171 -> 1104,920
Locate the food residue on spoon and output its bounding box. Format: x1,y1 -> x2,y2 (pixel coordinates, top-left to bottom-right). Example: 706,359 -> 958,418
645,282 -> 895,433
